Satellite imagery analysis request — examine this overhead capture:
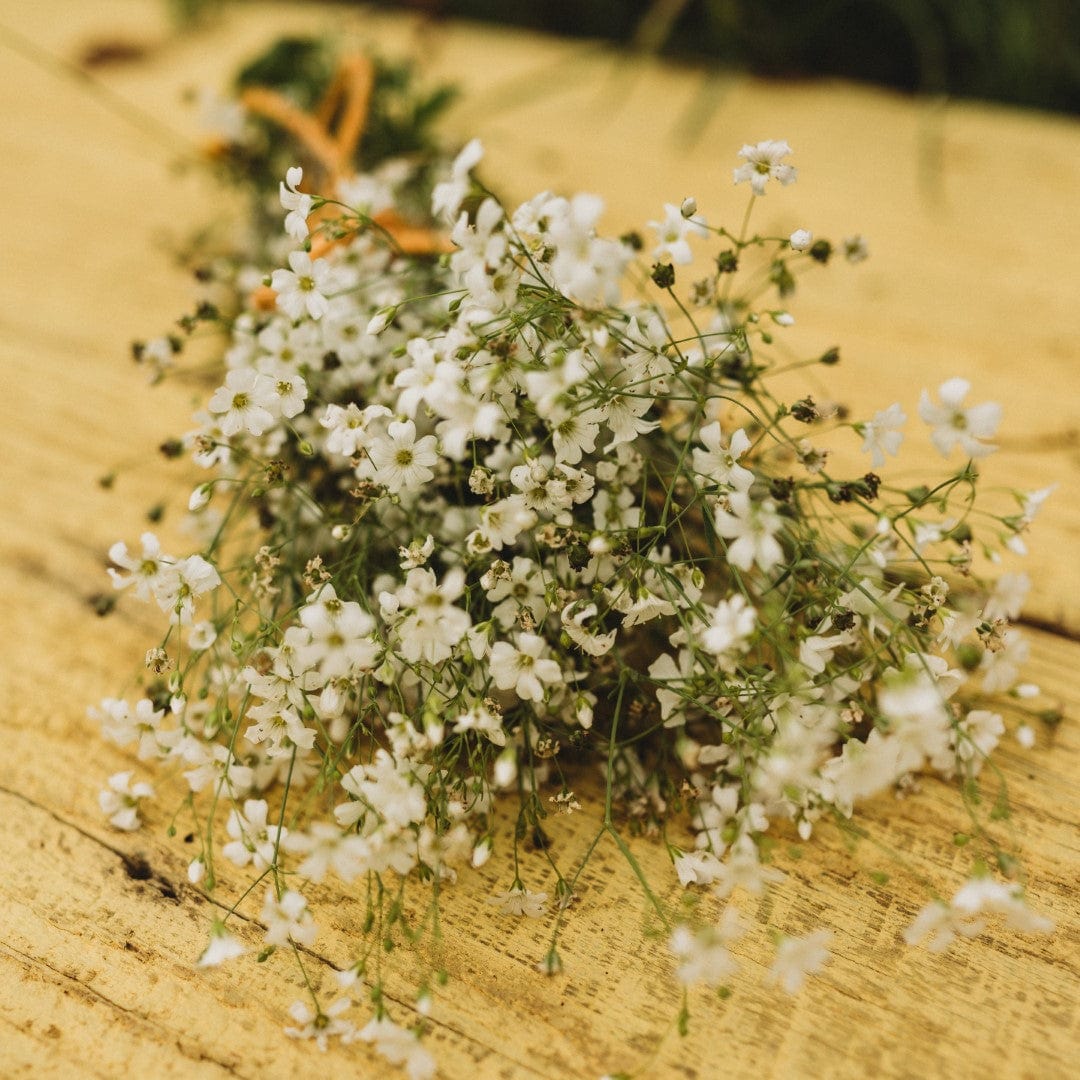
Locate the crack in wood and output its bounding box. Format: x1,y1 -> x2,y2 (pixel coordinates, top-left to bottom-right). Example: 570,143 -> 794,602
0,781 -> 560,1079
0,940 -> 243,1078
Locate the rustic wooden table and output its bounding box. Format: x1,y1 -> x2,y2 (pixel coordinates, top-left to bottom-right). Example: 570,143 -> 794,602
2,3 -> 1078,1077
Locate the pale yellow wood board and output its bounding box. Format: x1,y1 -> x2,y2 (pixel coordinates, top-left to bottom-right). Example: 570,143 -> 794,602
1,3 -> 1077,1078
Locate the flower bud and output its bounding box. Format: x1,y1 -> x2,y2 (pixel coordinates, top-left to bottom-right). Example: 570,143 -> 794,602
471,838 -> 493,868
188,483 -> 213,512
366,309 -> 393,336
493,747 -> 517,788
789,228 -> 812,251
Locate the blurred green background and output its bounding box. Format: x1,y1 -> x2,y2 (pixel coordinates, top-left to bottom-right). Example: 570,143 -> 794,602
172,0 -> 1079,114
402,0 -> 1080,114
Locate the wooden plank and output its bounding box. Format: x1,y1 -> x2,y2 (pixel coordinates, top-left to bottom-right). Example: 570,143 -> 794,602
0,2 -> 1077,1078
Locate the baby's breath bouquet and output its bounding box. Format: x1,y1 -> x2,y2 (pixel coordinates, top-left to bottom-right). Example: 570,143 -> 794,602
94,40 -> 1056,1076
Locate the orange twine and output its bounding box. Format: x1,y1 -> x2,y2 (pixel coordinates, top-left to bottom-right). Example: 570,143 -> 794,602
236,54 -> 450,312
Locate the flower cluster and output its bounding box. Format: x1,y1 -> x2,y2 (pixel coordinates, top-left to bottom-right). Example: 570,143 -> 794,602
98,70 -> 1054,1074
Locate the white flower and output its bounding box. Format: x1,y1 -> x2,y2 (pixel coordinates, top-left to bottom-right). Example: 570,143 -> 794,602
208,367 -> 277,437
648,202 -> 708,265
394,566 -> 471,665
92,696 -> 165,760
711,835 -> 786,898
367,419 -> 439,493
107,532 -> 168,601
432,137 -> 483,220
858,403 -> 906,467
222,798 -> 285,871
197,922 -> 247,968
1015,724 -> 1036,749
452,701 -> 507,746
399,534 -> 436,570
294,584 -> 378,679
487,556 -> 547,630
798,618 -> 855,676
270,251 -> 342,321
820,729 -> 903,814
279,165 -> 313,241
701,594 -> 757,659
713,492 -> 785,572
904,878 -> 1053,952
979,628 -> 1029,693
358,1016 -> 436,1080
733,140 -> 797,195
489,634 -> 562,702
767,929 -> 832,993
285,821 -> 372,882
693,421 -> 754,491
337,749 -> 427,831
320,402 -> 391,457
261,888 -> 317,948
486,886 -> 548,917
669,907 -> 744,986
472,495 -> 537,551
366,308 -> 392,336
561,600 -> 616,657
918,377 -> 1002,458
954,709 -> 1004,773
154,553 -> 221,624
1006,485 -> 1055,554
673,849 -> 725,886
98,771 -> 153,831
285,998 -> 355,1052
260,361 -> 308,419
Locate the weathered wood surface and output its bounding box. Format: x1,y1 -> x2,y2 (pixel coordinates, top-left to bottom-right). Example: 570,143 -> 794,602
1,3 -> 1078,1078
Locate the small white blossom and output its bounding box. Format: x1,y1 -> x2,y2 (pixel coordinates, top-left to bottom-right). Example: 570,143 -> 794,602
714,492 -> 785,573
208,367 -> 277,437
222,799 -> 286,871
918,377 -> 1002,459
648,202 -> 708,265
279,165 -> 313,241
733,140 -> 797,195
904,878 -> 1053,952
693,421 -> 754,491
366,419 -> 439,493
99,771 -> 153,831
285,998 -> 354,1052
271,251 -> 342,321
261,888 -> 317,948
767,929 -> 832,993
358,1016 -> 436,1080
858,403 -> 906,466
711,835 -> 786,898
197,922 -> 247,968
1015,724 -> 1036,749
489,634 -> 563,702
432,137 -> 483,220
702,594 -> 757,660
673,849 -> 725,886
669,907 -> 744,986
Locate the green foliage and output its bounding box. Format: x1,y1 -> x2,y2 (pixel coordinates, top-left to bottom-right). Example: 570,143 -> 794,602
394,0 -> 1080,114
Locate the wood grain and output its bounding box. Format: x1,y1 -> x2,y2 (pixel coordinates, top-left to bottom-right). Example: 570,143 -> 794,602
1,3 -> 1077,1077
